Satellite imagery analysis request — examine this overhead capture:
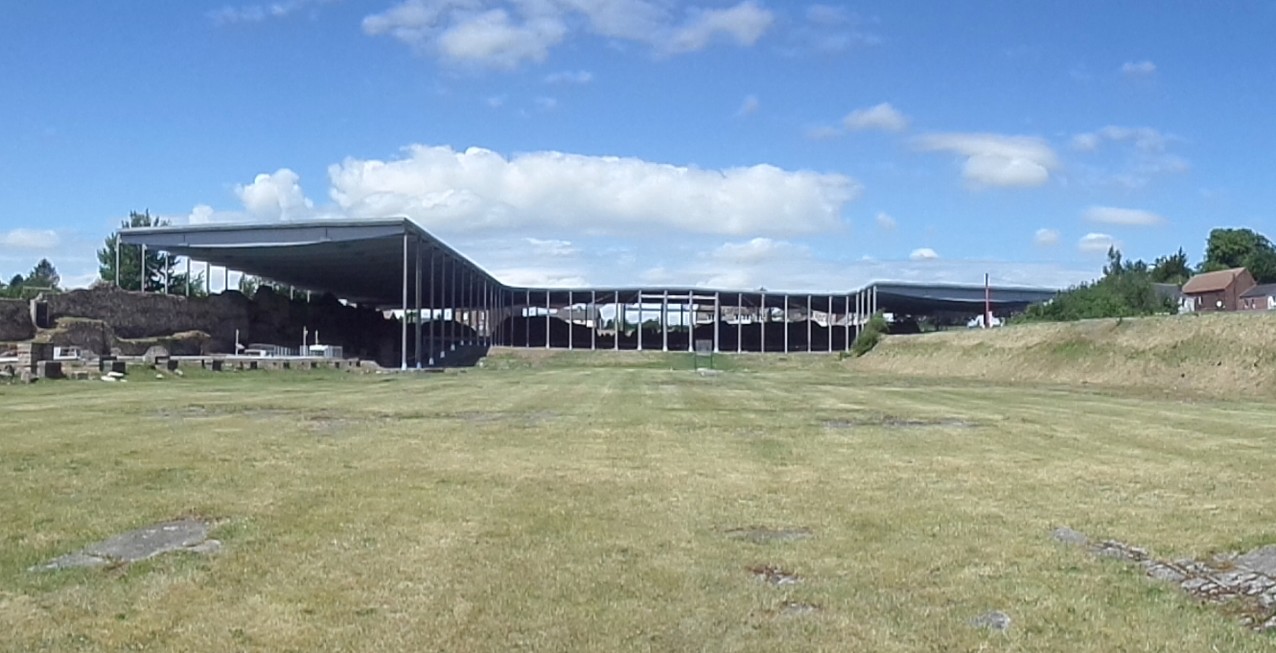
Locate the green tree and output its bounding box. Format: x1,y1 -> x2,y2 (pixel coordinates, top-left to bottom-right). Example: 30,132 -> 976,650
1200,228 -> 1276,282
1020,247 -> 1175,322
25,258 -> 60,290
98,210 -> 204,293
1150,248 -> 1191,284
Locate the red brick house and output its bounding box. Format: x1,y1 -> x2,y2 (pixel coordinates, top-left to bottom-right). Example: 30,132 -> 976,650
1181,268 -> 1256,312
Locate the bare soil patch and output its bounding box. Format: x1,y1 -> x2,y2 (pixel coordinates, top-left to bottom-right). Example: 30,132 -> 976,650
748,564 -> 800,586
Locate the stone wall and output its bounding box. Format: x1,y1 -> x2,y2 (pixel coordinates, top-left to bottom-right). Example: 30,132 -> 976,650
34,286 -> 403,364
0,299 -> 34,342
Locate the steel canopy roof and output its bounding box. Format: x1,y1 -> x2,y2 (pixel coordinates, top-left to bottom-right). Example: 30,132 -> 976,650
120,218 -> 1058,313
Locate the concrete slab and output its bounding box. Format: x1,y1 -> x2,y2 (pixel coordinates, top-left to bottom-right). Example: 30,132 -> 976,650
32,518 -> 219,571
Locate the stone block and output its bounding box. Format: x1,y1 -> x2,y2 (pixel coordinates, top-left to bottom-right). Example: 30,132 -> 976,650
36,360 -> 64,380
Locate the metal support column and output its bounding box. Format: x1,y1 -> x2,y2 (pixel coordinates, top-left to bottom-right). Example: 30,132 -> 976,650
736,292 -> 742,354
661,290 -> 669,352
545,290 -> 551,349
567,290 -> 574,351
713,291 -> 721,353
205,264 -> 210,295
185,257 -> 191,296
414,240 -> 422,368
428,250 -> 436,365
590,290 -> 597,350
844,294 -> 851,352
636,294 -> 643,351
114,235 -> 121,287
614,291 -> 621,351
163,253 -> 169,294
828,295 -> 834,352
760,292 -> 766,353
223,266 -> 229,294
139,244 -> 146,292
525,290 -> 531,347
807,294 -> 812,353
784,294 -> 790,353
400,232 -> 409,370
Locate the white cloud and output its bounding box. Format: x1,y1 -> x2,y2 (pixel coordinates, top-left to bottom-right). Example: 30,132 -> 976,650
0,228 -> 60,250
1083,206 -> 1166,227
1034,228 -> 1060,247
1073,125 -> 1169,152
736,94 -> 760,117
1071,125 -> 1188,188
363,0 -> 775,69
209,0 -> 334,24
235,168 -> 315,221
914,132 -> 1059,188
874,211 -> 896,231
843,102 -> 908,132
1078,232 -> 1120,254
436,9 -> 567,69
662,1 -> 774,54
544,69 -> 593,85
1121,60 -> 1156,76
909,247 -> 939,261
526,237 -> 576,257
534,96 -> 559,110
327,144 -> 860,236
712,237 -> 808,265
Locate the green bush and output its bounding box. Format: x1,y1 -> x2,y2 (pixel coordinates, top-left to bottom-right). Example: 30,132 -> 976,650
851,313 -> 889,357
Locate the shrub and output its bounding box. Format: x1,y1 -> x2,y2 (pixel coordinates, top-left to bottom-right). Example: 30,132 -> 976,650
851,313 -> 889,357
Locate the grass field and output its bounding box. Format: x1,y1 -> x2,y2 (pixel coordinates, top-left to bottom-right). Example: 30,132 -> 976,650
4,353 -> 1276,651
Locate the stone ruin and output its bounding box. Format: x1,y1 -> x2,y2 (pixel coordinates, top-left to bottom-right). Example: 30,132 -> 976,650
0,285 -> 408,373
1053,526 -> 1276,631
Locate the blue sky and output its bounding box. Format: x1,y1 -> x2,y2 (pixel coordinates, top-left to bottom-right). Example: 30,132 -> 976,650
3,1 -> 1275,291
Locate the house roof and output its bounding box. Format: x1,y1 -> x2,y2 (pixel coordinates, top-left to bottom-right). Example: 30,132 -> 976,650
1182,268 -> 1248,295
1240,283 -> 1276,299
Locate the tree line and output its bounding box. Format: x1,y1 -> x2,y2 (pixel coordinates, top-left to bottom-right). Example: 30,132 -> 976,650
1021,227 -> 1276,322
0,259 -> 61,299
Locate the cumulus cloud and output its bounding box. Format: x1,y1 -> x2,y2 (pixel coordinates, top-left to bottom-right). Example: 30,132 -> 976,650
544,69 -> 593,84
782,3 -> 880,55
874,212 -> 896,231
327,144 -> 859,236
0,228 -> 60,250
363,0 -> 775,69
1083,206 -> 1166,227
914,132 -> 1059,188
235,168 -> 315,221
1034,228 -> 1060,247
909,247 -> 939,261
1078,232 -> 1120,254
843,102 -> 908,132
1121,60 -> 1156,76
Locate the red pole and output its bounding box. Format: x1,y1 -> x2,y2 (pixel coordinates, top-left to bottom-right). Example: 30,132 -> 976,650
984,273 -> 991,328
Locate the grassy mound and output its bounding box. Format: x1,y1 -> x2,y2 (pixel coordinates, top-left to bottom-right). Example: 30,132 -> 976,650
852,312 -> 1276,398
